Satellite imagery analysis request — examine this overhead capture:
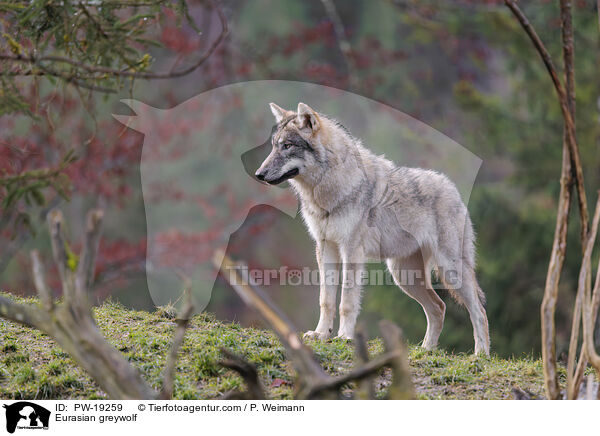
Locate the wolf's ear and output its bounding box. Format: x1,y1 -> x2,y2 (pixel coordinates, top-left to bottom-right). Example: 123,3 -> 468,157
296,102 -> 320,132
269,102 -> 289,123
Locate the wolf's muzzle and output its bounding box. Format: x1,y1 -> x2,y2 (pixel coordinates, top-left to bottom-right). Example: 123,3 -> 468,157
255,167 -> 299,185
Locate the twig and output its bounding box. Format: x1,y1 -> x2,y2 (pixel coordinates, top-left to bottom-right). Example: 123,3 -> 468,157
320,0 -> 357,89
568,194 -> 599,399
379,320 -> 414,399
1,210 -> 156,398
504,0 -> 589,400
213,251 -> 330,388
0,294 -> 45,328
560,0 -> 582,400
30,250 -> 53,312
353,325 -> 375,399
220,348 -> 266,400
47,210 -> 72,299
75,209 -> 103,301
582,195 -> 600,382
572,0 -> 600,398
160,287 -> 194,399
305,350 -> 402,399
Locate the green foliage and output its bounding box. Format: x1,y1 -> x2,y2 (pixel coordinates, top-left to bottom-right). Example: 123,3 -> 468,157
0,77 -> 32,116
64,241 -> 79,272
1,149 -> 76,210
0,0 -> 204,113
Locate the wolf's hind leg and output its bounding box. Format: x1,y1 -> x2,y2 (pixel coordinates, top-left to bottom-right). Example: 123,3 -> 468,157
387,254 -> 445,350
440,259 -> 490,356
304,240 -> 339,341
460,266 -> 490,356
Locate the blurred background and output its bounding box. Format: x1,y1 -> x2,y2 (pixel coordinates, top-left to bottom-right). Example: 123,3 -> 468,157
1,0 -> 599,358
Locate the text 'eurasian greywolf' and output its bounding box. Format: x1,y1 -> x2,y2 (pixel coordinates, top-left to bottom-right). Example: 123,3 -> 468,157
255,102 -> 490,355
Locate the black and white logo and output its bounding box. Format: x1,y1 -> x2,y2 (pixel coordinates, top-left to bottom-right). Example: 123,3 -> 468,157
2,402 -> 50,433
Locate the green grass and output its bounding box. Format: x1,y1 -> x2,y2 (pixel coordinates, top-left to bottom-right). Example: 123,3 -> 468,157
0,295 -> 551,399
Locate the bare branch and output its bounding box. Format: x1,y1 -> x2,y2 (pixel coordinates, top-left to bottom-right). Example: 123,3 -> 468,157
568,195 -> 598,399
220,348 -> 266,400
559,0 -> 583,400
504,0 -> 590,400
305,350 -> 402,399
213,251 -> 330,387
0,294 -> 46,329
30,250 -> 53,312
353,325 -> 375,399
1,210 -> 157,399
47,209 -> 73,300
379,320 -> 414,399
75,209 -> 104,300
541,154 -> 571,399
160,287 -> 194,400
582,195 -> 600,377
572,0 -> 600,397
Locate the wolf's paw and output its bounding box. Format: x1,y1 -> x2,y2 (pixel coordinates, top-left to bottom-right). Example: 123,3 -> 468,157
303,330 -> 330,341
334,333 -> 354,341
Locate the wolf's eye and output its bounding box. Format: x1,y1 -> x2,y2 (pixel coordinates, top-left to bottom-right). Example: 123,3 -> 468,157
282,143 -> 293,150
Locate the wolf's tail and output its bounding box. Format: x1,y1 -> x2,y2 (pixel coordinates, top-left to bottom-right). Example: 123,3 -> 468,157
462,214 -> 486,309
476,284 -> 487,309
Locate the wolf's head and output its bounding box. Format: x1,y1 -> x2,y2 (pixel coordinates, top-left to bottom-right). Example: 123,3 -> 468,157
255,102 -> 327,185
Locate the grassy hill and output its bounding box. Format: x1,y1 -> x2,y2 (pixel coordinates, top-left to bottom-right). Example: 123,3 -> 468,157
0,295 -> 550,400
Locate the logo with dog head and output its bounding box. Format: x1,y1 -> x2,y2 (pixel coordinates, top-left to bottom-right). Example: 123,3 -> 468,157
2,402 -> 50,433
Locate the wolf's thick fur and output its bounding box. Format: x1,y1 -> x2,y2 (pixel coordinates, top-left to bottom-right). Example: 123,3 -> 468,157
256,102 -> 490,355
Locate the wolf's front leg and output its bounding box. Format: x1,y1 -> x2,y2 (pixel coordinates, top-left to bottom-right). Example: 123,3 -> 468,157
337,248 -> 365,340
303,241 -> 339,341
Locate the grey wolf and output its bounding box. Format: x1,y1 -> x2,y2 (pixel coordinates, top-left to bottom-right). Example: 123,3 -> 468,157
255,102 -> 490,355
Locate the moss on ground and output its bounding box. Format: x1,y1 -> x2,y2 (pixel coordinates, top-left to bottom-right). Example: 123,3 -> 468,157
0,294 -> 555,399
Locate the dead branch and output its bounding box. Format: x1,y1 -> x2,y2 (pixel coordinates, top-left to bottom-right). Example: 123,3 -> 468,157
560,0 -> 582,400
568,194 -> 600,399
581,196 -> 600,391
30,250 -> 53,312
353,325 -> 375,399
75,210 -> 104,300
160,287 -> 195,399
304,349 -> 403,399
572,0 -> 600,398
511,387 -> 538,400
379,320 -> 415,399
220,348 -> 266,400
0,209 -> 194,400
213,250 -> 330,391
213,251 -> 415,400
504,0 -> 589,400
